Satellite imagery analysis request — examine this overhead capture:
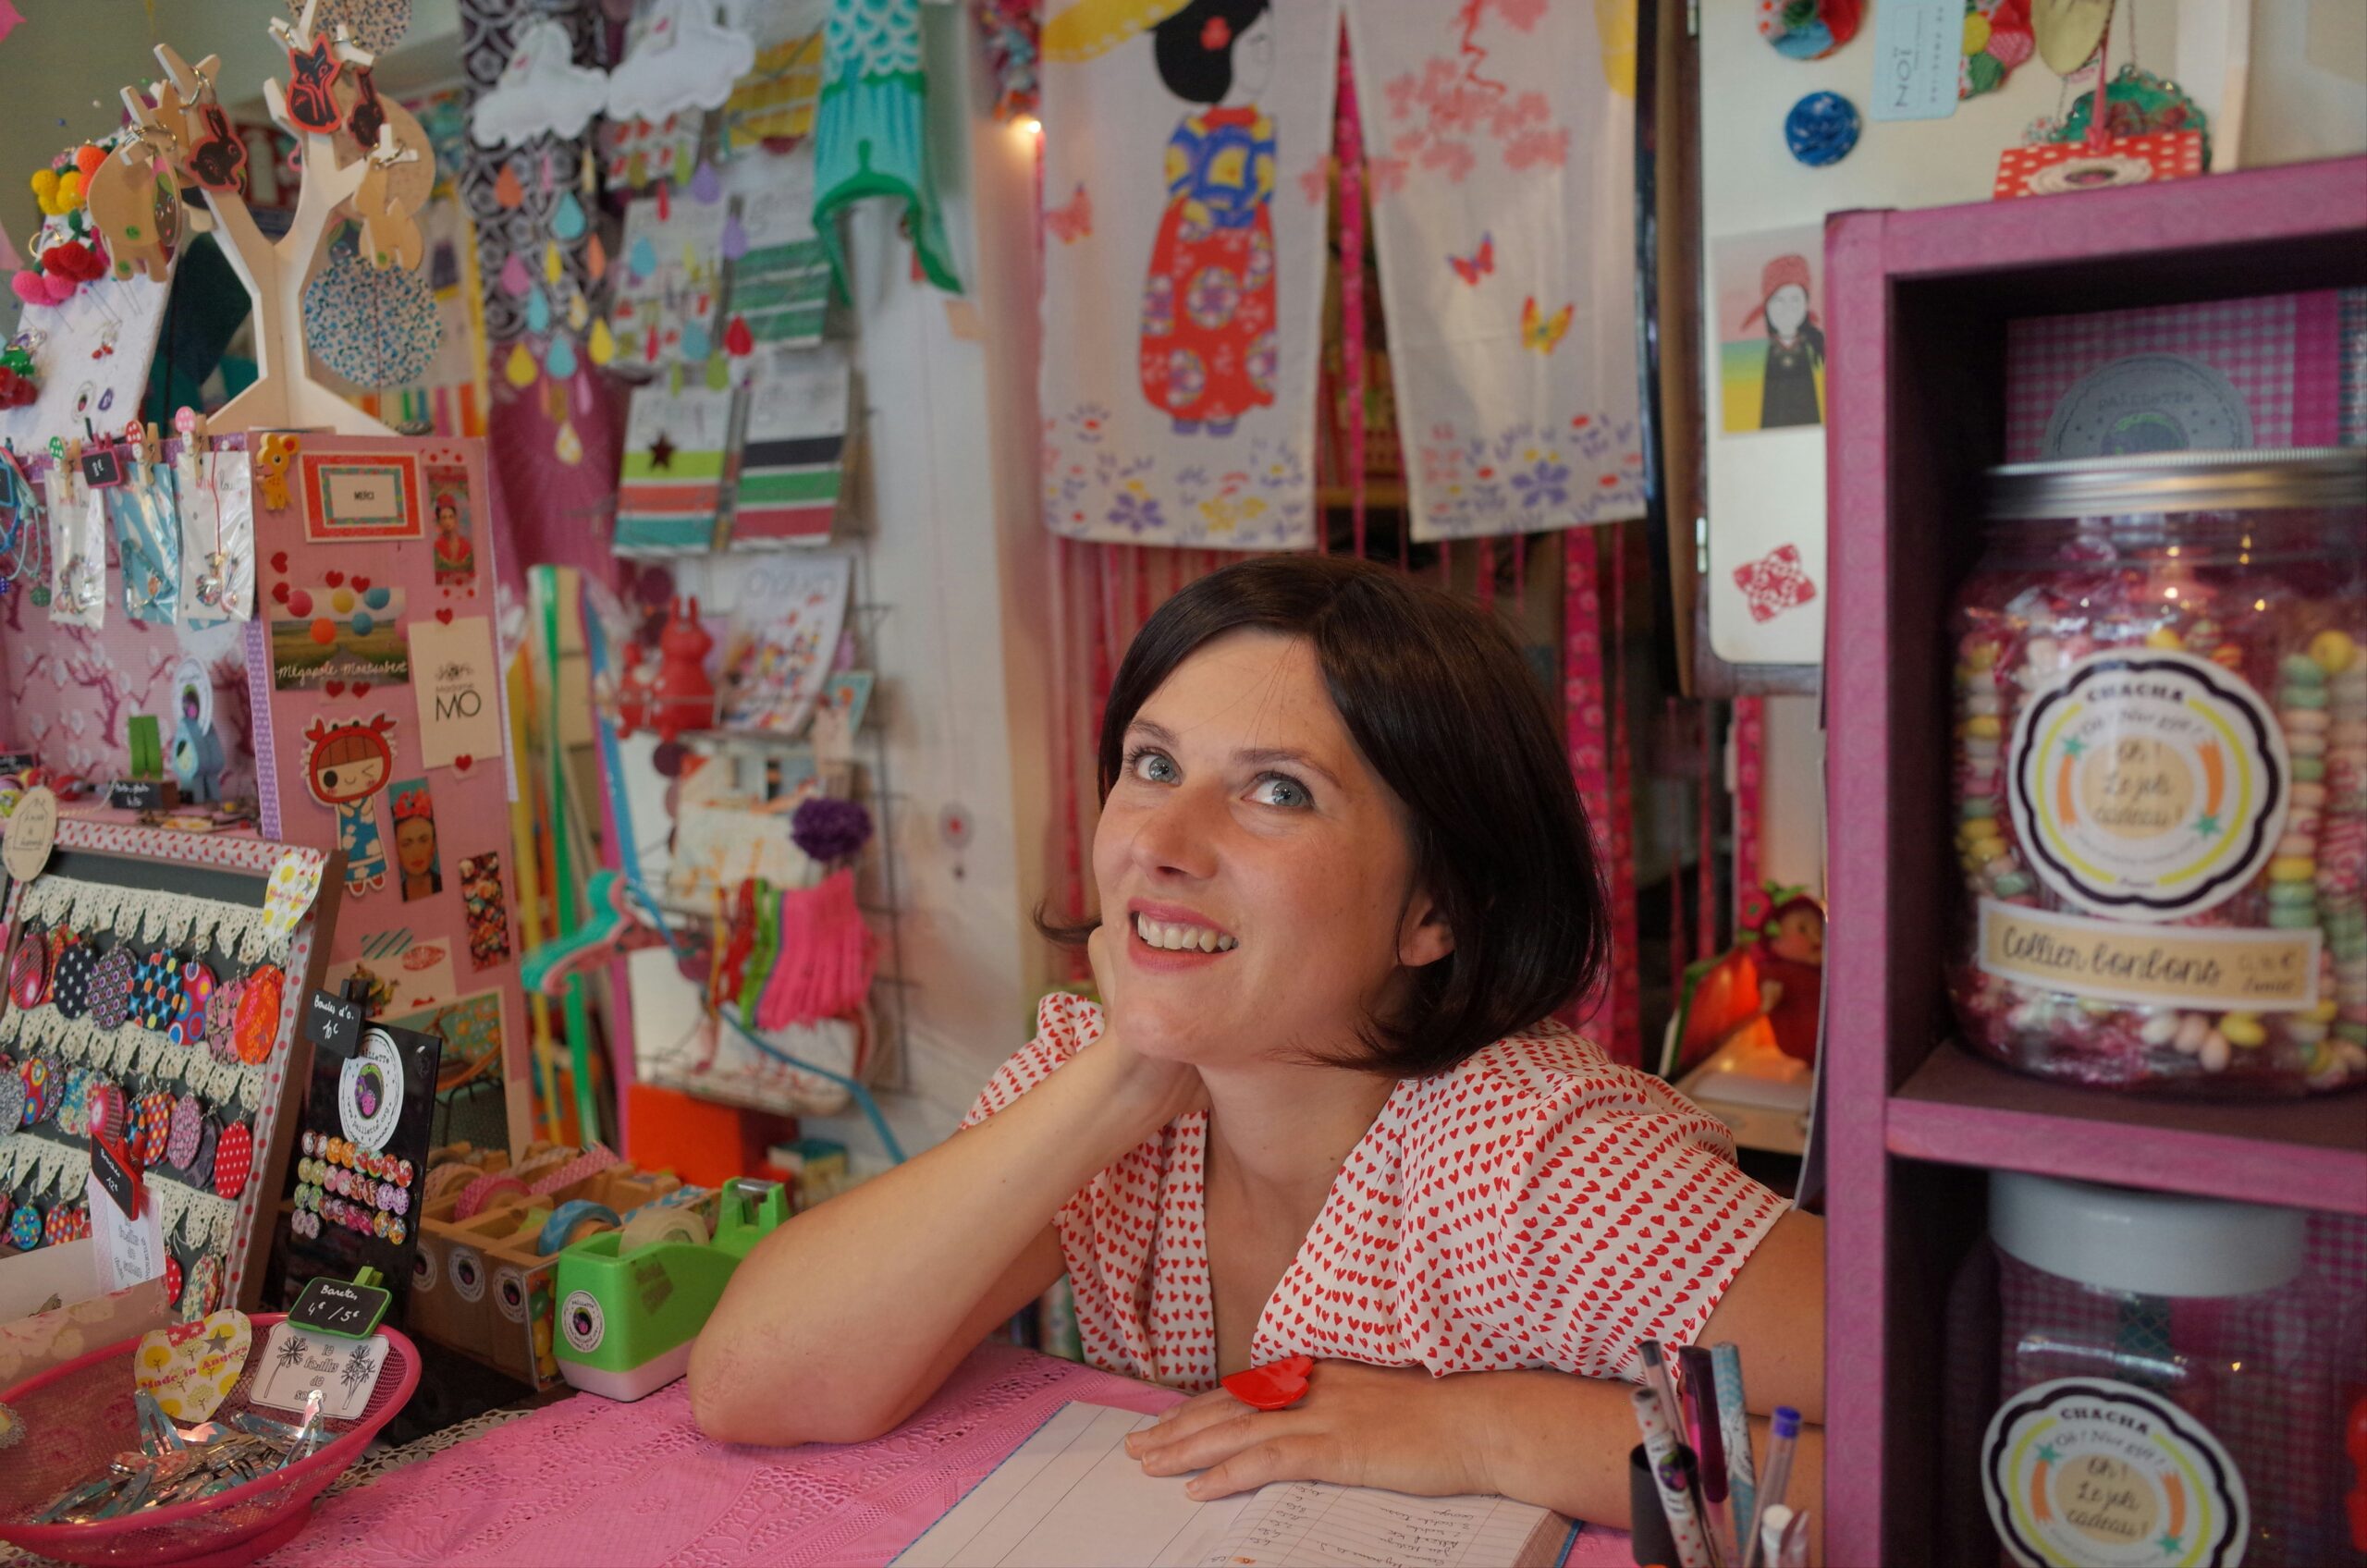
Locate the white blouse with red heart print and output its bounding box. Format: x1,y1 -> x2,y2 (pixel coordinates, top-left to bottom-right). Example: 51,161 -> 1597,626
963,995 -> 1790,1394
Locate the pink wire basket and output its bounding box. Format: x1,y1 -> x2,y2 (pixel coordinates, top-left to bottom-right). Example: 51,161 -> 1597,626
0,1313 -> 419,1566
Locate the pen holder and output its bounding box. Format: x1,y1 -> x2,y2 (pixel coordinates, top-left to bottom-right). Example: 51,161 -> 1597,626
1628,1440 -> 1699,1568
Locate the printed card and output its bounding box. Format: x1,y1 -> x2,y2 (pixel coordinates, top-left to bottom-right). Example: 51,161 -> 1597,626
301,451 -> 424,542
408,614 -> 504,769
342,933 -> 458,1017
250,1320 -> 389,1420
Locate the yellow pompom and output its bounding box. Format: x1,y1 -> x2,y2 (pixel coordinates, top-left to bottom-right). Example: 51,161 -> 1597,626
55,170 -> 82,208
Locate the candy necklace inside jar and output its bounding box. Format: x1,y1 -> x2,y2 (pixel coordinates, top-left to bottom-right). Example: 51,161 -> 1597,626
1949,448 -> 2366,1096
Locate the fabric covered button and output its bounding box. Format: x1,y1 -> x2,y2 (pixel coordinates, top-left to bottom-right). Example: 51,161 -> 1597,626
49,943 -> 96,1020
6,1205 -> 40,1250
214,1121 -> 254,1199
185,1118 -> 218,1188
6,926 -> 46,1011
235,965 -> 284,1064
166,1092 -> 202,1170
0,1066 -> 24,1133
165,1253 -> 185,1307
185,1255 -> 222,1318
132,951 -> 176,1032
54,1067 -> 92,1138
19,1056 -> 54,1123
169,961 -> 216,1047
86,946 -> 135,1031
206,974 -> 245,1062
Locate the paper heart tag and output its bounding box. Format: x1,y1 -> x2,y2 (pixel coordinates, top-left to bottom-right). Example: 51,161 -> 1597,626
135,1309 -> 251,1422
264,852 -> 325,940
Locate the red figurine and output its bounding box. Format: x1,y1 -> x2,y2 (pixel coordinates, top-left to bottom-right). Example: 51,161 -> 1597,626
649,597 -> 716,744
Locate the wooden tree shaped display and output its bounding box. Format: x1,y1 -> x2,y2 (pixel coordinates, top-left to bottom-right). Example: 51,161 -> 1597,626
102,0 -> 435,435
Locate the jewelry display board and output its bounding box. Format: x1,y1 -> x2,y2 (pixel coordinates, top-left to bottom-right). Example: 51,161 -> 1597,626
0,819 -> 335,1318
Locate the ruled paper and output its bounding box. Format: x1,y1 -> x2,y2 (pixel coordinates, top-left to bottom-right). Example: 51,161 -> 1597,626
893,1403 -> 1568,1568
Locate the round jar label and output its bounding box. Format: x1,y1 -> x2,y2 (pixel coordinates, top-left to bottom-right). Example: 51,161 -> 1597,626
1982,1378 -> 2248,1567
2010,650 -> 2287,922
337,1026 -> 406,1153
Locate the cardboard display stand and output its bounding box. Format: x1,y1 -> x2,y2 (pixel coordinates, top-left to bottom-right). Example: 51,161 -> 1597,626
243,434 -> 533,1156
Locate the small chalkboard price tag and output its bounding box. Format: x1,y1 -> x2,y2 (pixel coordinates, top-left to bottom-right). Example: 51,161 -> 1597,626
287,1272 -> 392,1340
305,988 -> 363,1060
91,1131 -> 143,1221
79,446 -> 125,489
105,778 -> 177,812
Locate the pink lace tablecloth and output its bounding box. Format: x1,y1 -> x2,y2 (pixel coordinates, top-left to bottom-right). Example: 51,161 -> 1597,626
259,1343 -> 1631,1567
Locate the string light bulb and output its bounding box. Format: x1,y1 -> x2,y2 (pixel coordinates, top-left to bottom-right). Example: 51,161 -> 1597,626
1018,115 -> 1043,139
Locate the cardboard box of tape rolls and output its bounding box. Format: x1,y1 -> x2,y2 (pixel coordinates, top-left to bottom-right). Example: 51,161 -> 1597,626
411,1143 -> 709,1388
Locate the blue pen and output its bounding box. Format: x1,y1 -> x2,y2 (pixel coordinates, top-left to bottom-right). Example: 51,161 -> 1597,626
1743,1406 -> 1801,1568
1711,1343 -> 1755,1561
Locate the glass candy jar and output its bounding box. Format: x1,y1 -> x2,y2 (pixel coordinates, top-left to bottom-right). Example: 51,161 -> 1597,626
1984,1174 -> 2341,1567
1948,449 -> 2367,1095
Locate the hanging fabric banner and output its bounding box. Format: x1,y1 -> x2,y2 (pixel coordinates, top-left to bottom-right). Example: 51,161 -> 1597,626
1347,0 -> 1647,543
1037,0 -> 1341,550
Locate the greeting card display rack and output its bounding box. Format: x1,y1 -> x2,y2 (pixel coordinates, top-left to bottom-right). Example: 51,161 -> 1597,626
0,820 -> 337,1317
1821,156 -> 2367,1562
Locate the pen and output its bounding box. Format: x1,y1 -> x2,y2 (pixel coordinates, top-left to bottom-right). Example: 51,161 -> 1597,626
1756,1505 -> 1794,1568
1679,1347 -> 1733,1568
1711,1342 -> 1755,1559
1631,1386 -> 1714,1568
1744,1407 -> 1801,1568
1776,1509 -> 1811,1568
1639,1341 -> 1686,1448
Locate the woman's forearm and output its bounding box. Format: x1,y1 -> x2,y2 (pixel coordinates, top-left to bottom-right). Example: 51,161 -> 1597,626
1460,1371 -> 1825,1560
689,1040 -> 1178,1444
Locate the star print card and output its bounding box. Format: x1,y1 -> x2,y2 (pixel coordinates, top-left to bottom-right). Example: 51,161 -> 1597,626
616,383 -> 731,551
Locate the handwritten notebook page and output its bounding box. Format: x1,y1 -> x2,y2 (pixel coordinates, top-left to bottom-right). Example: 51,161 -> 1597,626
892,1402 -> 1574,1568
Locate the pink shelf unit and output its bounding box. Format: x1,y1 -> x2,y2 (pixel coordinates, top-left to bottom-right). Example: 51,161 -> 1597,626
1820,155 -> 2367,1565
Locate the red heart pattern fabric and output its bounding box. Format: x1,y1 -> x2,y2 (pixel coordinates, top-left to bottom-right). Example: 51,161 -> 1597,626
961,997 -> 1790,1391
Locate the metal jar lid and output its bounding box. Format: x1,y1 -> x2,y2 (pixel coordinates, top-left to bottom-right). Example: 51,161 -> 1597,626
1986,447 -> 2367,519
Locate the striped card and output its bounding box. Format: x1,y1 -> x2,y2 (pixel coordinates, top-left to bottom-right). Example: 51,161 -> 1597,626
726,152 -> 829,350
616,383 -> 734,552
728,344 -> 851,546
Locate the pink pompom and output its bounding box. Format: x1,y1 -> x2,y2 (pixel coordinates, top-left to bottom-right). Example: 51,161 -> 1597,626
41,273 -> 77,303
9,271 -> 44,304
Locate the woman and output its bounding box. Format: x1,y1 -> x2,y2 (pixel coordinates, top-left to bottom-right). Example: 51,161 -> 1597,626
1746,254 -> 1825,430
693,557 -> 1823,1535
1137,0 -> 1279,435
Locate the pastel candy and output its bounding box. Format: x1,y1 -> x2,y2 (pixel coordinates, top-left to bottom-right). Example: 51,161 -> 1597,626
2311,629 -> 2358,672
2283,653 -> 2328,684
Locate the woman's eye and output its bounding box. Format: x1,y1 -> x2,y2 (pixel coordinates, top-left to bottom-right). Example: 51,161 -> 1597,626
1130,750 -> 1179,784
1249,774 -> 1311,810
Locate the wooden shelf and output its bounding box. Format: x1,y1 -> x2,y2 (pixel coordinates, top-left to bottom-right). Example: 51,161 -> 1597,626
1315,482 -> 1406,509
1888,1043 -> 2367,1217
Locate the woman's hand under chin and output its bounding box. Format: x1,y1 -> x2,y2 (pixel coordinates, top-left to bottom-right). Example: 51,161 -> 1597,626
1086,922 -> 1208,1128
1124,1362 -> 1491,1501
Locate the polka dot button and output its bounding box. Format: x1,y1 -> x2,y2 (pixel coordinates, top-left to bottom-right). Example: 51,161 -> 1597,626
169,962 -> 216,1047
6,1206 -> 40,1250
235,966 -> 285,1065
128,1092 -> 170,1166
132,952 -> 178,1033
164,1254 -> 185,1307
6,927 -> 46,1010
206,974 -> 245,1063
50,945 -> 96,1020
166,1093 -> 202,1170
43,1206 -> 76,1246
86,947 -> 135,1031
214,1121 -> 253,1199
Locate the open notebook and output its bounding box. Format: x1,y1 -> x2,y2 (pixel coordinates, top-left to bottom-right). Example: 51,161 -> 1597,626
893,1402 -> 1576,1568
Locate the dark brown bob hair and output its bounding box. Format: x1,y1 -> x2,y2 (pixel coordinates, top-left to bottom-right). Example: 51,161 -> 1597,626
1055,554 -> 1608,1079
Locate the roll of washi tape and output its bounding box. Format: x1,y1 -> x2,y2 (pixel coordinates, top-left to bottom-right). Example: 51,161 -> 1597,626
508,1147 -> 575,1188
526,1145 -> 621,1195
453,1171 -> 528,1219
424,1161 -> 480,1207
536,1199 -> 622,1256
618,1205 -> 710,1255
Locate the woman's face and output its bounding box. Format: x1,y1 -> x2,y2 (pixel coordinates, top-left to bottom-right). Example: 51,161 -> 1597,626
396,817 -> 436,878
1092,630 -> 1450,1069
1765,284 -> 1809,338
1225,11 -> 1275,103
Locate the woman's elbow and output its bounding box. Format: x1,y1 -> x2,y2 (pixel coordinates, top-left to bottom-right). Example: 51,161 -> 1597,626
687,1336 -> 899,1448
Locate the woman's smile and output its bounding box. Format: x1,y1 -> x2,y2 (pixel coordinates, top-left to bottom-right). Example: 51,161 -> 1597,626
1126,899 -> 1239,971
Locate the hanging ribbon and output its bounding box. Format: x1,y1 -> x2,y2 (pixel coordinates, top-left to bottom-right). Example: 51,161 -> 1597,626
1337,26 -> 1367,560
